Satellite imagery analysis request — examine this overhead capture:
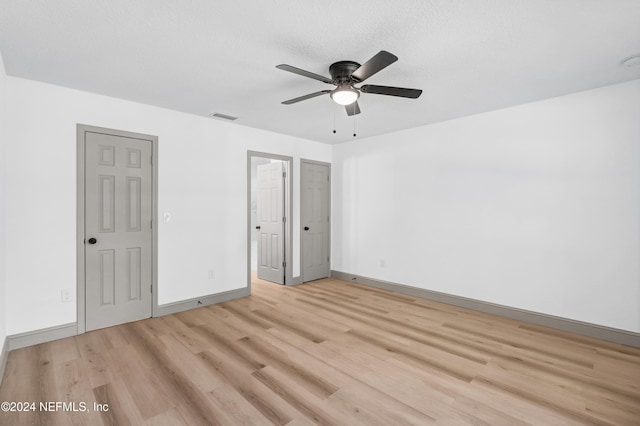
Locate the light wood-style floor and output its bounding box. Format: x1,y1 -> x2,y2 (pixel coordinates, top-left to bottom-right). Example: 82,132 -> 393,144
1,277 -> 639,425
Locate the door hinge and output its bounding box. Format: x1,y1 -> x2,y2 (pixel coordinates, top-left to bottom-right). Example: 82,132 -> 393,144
283,171 -> 286,178
283,261 -> 286,268
150,155 -> 153,165
150,284 -> 153,293
150,219 -> 153,229
283,217 -> 286,223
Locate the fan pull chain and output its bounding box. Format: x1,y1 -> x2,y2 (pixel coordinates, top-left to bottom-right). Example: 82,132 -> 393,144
352,104 -> 357,137
332,106 -> 336,134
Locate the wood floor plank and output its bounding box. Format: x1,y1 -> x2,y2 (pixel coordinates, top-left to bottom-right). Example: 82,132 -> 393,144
325,381 -> 437,425
195,350 -> 298,425
105,374 -> 147,425
246,338 -> 335,393
93,382 -> 132,426
1,276 -> 639,425
157,333 -> 226,393
205,383 -> 273,426
251,366 -> 340,426
158,314 -> 210,354
144,407 -> 189,426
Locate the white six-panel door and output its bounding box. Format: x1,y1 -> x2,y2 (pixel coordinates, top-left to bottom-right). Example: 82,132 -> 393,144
301,160 -> 330,282
84,131 -> 153,331
256,161 -> 285,284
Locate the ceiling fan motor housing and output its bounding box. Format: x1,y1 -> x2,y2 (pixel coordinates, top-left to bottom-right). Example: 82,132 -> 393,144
329,61 -> 361,84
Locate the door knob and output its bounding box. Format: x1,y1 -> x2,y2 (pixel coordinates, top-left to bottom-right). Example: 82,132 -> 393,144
304,226 -> 309,231
87,238 -> 97,245
255,226 -> 261,230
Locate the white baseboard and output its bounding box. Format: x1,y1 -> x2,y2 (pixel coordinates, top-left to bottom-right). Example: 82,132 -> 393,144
154,287 -> 250,317
331,270 -> 640,348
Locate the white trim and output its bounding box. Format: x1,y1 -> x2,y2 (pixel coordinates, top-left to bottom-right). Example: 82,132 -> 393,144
331,271 -> 640,348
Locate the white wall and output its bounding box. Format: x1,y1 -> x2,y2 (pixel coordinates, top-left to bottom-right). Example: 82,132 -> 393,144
4,71 -> 639,338
332,80 -> 640,333
0,53 -> 7,353
4,77 -> 331,335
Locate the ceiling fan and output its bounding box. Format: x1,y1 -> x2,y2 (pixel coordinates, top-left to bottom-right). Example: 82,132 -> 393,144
276,50 -> 422,116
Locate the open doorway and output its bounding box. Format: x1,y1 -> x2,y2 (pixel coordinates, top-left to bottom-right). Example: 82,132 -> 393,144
247,151 -> 292,288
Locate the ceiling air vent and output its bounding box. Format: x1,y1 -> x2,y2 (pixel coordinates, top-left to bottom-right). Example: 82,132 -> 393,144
211,113 -> 238,121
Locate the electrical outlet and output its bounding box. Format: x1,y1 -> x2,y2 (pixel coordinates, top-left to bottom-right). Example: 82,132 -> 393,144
61,289 -> 72,303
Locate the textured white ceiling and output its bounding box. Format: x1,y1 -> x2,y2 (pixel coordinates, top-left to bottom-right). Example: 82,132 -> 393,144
1,0 -> 639,144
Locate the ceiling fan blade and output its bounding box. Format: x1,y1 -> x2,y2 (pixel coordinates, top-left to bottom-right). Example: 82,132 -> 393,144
276,64 -> 332,84
281,90 -> 331,105
360,85 -> 422,99
345,101 -> 361,116
351,51 -> 398,82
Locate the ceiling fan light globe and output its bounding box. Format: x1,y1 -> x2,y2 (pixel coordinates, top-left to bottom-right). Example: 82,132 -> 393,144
331,87 -> 359,106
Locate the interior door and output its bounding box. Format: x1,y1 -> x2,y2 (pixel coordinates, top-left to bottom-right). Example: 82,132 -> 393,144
84,131 -> 153,331
256,162 -> 285,284
301,161 -> 330,282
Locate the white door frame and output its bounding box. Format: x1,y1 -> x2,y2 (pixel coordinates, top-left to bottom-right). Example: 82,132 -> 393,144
247,151 -> 293,289
76,124 -> 159,334
300,159 -> 331,283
